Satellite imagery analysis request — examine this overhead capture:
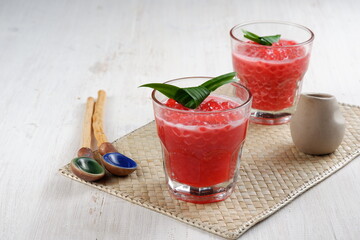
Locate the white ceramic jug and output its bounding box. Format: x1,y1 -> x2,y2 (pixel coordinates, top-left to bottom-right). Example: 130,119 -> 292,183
290,93 -> 345,155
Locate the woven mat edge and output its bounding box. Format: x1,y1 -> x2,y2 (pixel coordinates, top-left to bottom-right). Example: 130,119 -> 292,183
59,102 -> 360,240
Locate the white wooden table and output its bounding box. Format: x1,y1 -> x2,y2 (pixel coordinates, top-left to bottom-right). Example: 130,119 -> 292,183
1,0 -> 360,239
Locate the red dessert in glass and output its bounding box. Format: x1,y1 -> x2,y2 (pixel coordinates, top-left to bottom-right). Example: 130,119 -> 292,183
230,21 -> 314,125
152,77 -> 252,203
157,97 -> 248,188
233,40 -> 310,111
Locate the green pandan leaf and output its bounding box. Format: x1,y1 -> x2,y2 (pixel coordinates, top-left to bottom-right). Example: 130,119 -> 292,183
139,72 -> 236,109
181,86 -> 210,109
242,29 -> 281,46
201,72 -> 238,91
139,83 -> 181,100
262,34 -> 281,44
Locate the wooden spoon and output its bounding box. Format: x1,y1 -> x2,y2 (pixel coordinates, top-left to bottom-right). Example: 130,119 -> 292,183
92,90 -> 137,176
70,97 -> 105,181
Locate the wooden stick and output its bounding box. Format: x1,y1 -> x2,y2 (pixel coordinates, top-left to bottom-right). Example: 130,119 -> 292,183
92,90 -> 108,146
81,97 -> 95,148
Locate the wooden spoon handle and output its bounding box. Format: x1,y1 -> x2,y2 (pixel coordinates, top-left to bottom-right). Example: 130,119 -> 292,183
81,97 -> 95,148
92,90 -> 108,146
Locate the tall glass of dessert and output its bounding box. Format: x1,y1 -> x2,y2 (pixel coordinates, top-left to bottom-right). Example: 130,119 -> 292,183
151,77 -> 252,203
231,21 -> 314,125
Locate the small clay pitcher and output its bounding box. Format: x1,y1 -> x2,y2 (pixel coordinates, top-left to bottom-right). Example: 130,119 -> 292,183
290,93 -> 345,155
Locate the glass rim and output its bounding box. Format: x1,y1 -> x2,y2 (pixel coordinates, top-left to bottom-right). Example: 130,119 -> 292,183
151,76 -> 253,114
230,20 -> 315,48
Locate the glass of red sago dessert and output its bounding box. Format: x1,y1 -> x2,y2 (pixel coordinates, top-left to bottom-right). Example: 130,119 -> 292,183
150,76 -> 252,203
230,21 -> 314,125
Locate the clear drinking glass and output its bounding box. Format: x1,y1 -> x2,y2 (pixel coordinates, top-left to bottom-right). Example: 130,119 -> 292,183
151,77 -> 252,203
230,21 -> 314,125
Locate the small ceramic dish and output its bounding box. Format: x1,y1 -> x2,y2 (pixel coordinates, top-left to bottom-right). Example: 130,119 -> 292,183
102,152 -> 137,176
70,157 -> 105,181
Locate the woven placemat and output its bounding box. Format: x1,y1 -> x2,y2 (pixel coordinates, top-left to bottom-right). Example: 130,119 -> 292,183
60,103 -> 360,239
